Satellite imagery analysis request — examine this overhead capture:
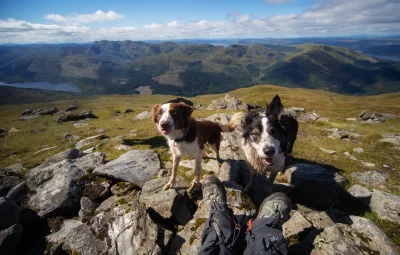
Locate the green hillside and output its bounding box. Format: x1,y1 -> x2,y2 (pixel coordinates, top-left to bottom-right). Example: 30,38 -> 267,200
1,41 -> 399,96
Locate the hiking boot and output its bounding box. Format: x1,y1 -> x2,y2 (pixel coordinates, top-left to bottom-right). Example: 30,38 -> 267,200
257,192 -> 291,229
201,175 -> 227,204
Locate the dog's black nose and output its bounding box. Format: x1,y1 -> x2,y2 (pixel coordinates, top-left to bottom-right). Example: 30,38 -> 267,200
160,122 -> 169,130
263,147 -> 275,157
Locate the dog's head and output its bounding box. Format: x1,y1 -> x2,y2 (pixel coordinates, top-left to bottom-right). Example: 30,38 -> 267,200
152,103 -> 193,135
241,95 -> 286,166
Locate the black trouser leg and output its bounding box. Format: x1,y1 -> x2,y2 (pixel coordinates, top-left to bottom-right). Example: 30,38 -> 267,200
243,218 -> 288,255
198,201 -> 238,255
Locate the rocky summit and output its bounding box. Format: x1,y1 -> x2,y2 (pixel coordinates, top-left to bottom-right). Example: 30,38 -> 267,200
0,91 -> 400,255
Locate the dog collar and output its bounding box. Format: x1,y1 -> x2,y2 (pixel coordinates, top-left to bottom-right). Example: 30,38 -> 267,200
172,128 -> 188,147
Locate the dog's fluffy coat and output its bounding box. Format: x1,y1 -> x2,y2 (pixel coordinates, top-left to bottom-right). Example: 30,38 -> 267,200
152,102 -> 224,191
228,95 -> 298,194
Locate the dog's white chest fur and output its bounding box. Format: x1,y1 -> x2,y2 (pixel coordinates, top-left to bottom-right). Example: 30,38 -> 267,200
168,138 -> 202,158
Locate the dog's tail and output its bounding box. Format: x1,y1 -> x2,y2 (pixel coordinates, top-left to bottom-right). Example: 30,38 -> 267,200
218,112 -> 245,132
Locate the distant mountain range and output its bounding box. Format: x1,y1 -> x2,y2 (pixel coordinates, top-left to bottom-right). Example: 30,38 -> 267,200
0,39 -> 399,96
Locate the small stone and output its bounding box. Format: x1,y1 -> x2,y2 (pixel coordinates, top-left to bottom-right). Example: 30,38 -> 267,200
8,128 -> 19,133
21,109 -> 33,115
83,147 -> 95,154
19,115 -> 41,120
73,123 -> 88,128
353,148 -> 364,153
124,108 -> 134,113
64,133 -> 80,141
65,105 -> 77,112
383,164 -> 390,168
114,145 -> 131,151
75,134 -> 108,150
33,146 -> 58,155
344,151 -> 357,160
319,147 -> 336,154
346,118 -> 357,121
361,161 -> 375,168
135,110 -> 152,120
316,117 -> 329,122
96,129 -> 105,134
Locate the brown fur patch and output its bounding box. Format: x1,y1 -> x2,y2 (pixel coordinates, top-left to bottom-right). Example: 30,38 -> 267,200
151,104 -> 161,123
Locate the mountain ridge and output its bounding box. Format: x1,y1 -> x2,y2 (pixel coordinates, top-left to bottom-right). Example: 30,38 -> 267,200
1,41 -> 399,97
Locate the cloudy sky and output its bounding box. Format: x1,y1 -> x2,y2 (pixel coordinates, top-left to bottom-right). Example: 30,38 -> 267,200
1,0 -> 399,44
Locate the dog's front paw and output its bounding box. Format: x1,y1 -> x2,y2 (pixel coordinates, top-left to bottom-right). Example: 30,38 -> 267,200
163,182 -> 174,190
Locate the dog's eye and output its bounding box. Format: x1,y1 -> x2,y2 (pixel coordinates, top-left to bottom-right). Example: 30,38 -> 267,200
171,111 -> 177,116
158,110 -> 163,115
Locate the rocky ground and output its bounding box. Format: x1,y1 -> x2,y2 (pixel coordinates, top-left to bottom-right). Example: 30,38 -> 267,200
1,93 -> 400,254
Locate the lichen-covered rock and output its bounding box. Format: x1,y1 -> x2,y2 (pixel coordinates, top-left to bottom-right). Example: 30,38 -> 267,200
350,171 -> 387,188
207,94 -> 247,110
93,150 -> 161,187
56,110 -> 97,122
139,177 -> 193,226
89,194 -> 165,255
82,177 -> 111,203
370,189 -> 400,223
285,164 -> 348,208
65,105 -> 77,112
347,184 -> 372,205
110,182 -> 136,196
28,148 -> 82,174
283,211 -> 312,238
25,152 -> 105,217
312,216 -> 399,255
78,197 -> 96,222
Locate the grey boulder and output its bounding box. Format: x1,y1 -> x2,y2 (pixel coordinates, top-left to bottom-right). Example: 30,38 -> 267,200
56,110 -> 97,122
139,176 -> 193,226
25,152 -> 105,217
93,150 -> 161,187
370,189 -> 400,223
312,216 -> 399,255
89,194 -> 165,255
134,110 -> 152,120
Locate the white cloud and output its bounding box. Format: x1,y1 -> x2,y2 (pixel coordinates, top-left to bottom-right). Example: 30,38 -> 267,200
45,10 -> 124,25
1,0 -> 400,43
263,0 -> 291,4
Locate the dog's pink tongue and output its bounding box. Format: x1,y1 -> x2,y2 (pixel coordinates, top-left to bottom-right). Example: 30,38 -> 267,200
161,130 -> 168,134
264,158 -> 274,165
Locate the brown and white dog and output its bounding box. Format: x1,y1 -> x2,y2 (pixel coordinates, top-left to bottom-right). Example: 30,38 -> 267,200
228,95 -> 298,195
152,102 -> 225,192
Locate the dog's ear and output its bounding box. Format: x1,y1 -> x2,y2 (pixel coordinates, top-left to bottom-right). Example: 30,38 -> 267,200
266,94 -> 283,119
240,111 -> 258,130
179,103 -> 193,119
151,104 -> 161,123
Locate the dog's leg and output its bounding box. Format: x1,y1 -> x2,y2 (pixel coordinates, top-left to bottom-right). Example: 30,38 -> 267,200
244,168 -> 256,194
266,170 -> 278,195
211,142 -> 221,163
163,154 -> 181,190
188,155 -> 202,192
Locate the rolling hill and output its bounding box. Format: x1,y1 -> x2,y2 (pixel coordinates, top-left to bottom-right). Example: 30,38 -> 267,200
0,41 -> 399,97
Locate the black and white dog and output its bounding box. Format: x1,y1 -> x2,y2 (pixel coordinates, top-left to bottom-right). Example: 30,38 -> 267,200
228,95 -> 298,195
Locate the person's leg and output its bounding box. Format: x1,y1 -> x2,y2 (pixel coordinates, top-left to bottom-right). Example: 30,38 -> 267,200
243,192 -> 292,255
198,176 -> 239,255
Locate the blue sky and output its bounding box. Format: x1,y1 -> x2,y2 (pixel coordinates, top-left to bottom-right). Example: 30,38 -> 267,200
1,0 -> 399,43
